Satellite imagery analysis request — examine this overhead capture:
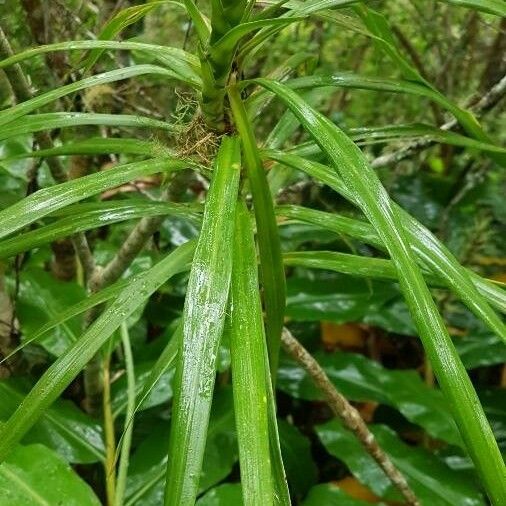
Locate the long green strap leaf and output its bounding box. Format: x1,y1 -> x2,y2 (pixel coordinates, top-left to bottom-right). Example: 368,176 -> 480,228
254,79 -> 506,505
0,40 -> 201,87
164,136 -> 241,506
81,2 -> 187,72
115,323 -> 136,506
2,138 -> 158,157
435,0 -> 506,17
0,157 -> 188,240
0,201 -> 201,259
184,0 -> 211,44
277,204 -> 382,247
230,199 -> 273,505
275,71 -> 505,167
283,250 -> 440,284
352,4 -> 506,166
228,86 -> 286,377
278,204 -> 506,314
0,113 -> 176,142
0,240 -> 195,463
0,65 -> 181,129
267,152 -> 506,324
285,73 -> 484,125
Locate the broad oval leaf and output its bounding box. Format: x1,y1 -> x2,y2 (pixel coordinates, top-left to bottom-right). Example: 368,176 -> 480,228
317,421 -> 486,506
0,444 -> 101,505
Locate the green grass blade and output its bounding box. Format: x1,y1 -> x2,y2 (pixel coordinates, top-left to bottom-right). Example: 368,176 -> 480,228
0,113 -> 175,142
228,86 -> 286,377
185,0 -> 212,43
254,79 -> 506,504
347,123 -> 506,153
0,201 -> 201,259
278,206 -> 506,312
435,0 -> 506,16
212,18 -> 302,55
80,2 -> 186,72
277,204 -> 381,247
164,136 -> 241,506
268,152 -> 506,326
283,250 -> 433,283
0,39 -> 201,87
115,323 -> 136,506
0,65 -> 180,129
0,157 -> 187,240
3,138 -> 160,158
0,240 -> 195,463
352,4 -> 506,166
283,74 -> 504,163
470,274 -> 506,314
230,199 -> 273,505
1,280 -> 128,365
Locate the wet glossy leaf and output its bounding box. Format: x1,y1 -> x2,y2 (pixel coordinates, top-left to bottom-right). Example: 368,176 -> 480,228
0,157 -> 188,240
0,113 -> 174,142
230,200 -> 273,505
0,201 -> 200,260
317,420 -> 486,506
0,66 -> 180,130
0,40 -> 201,87
303,483 -> 385,506
229,87 -> 286,375
278,350 -> 461,446
0,379 -> 104,464
17,269 -> 85,356
0,444 -> 101,505
0,240 -> 195,461
196,483 -> 243,505
165,136 -> 240,505
125,388 -> 238,506
278,419 -> 317,498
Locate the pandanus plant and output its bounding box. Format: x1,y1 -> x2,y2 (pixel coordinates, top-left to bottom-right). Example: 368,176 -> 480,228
0,1 -> 505,505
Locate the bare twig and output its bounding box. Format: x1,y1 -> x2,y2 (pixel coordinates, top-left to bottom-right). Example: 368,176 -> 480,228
371,73 -> 506,169
89,214 -> 164,292
281,327 -> 421,506
0,25 -> 96,281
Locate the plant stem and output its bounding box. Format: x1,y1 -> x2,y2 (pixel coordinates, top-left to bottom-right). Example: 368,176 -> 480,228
103,353 -> 116,506
281,327 -> 421,506
115,323 -> 135,506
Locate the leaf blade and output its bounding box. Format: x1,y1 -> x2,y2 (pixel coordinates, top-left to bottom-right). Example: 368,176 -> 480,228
253,79 -> 506,504
230,199 -> 273,505
164,136 -> 241,505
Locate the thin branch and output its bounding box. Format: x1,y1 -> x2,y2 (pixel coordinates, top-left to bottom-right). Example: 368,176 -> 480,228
281,328 -> 421,506
371,73 -> 506,169
90,214 -> 164,292
90,169 -> 195,293
0,25 -> 96,281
